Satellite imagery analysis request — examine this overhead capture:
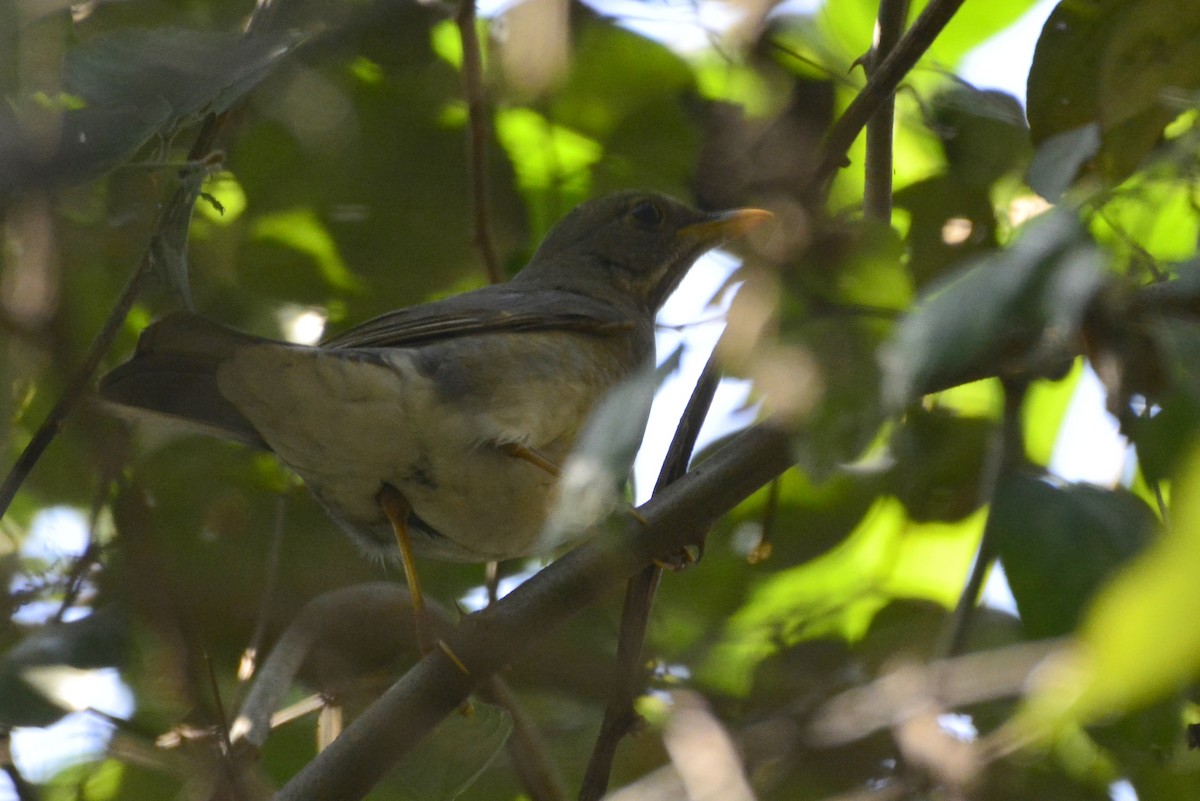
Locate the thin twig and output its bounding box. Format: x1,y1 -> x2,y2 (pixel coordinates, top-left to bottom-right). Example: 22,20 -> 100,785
810,0 -> 967,197
239,495 -> 288,684
578,347 -> 724,801
863,0 -> 910,220
457,0 -> 503,284
52,477 -> 112,622
936,379 -> 1029,659
0,250 -> 154,522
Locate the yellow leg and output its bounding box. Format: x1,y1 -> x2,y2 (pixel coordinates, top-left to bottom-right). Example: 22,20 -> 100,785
378,483 -> 434,654
501,442 -> 561,477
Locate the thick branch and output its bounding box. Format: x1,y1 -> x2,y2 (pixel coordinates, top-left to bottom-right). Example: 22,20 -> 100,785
277,422 -> 794,801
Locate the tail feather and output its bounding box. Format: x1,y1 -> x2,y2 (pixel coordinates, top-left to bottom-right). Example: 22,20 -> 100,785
99,312 -> 268,447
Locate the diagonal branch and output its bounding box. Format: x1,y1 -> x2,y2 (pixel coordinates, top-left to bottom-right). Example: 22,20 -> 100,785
810,0 -> 966,197
276,422 -> 795,801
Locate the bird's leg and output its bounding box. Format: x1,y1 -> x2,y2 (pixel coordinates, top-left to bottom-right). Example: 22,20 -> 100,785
377,483 -> 434,654
501,442 -> 561,477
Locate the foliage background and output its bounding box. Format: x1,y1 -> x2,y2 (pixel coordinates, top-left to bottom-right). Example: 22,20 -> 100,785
3,0 -> 1200,799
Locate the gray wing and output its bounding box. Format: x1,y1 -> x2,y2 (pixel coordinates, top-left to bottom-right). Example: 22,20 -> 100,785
322,286 -> 636,349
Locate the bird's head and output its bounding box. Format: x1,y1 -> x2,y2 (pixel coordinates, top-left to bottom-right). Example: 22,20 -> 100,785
514,192 -> 772,311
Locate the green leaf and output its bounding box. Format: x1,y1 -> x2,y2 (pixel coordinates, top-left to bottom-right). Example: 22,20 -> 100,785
393,701 -> 512,801
816,0 -> 1042,73
889,407 -> 991,522
928,86 -> 1030,189
881,210 -> 1108,409
1019,443 -> 1200,729
703,497 -> 985,695
1027,0 -> 1200,185
1027,123 -> 1101,202
991,475 -> 1154,639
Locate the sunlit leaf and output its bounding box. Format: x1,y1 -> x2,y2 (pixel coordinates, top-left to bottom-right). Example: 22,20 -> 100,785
1020,443 -> 1200,728
881,210 -> 1108,409
1023,360 -> 1085,467
703,497 -> 984,695
252,208 -> 364,293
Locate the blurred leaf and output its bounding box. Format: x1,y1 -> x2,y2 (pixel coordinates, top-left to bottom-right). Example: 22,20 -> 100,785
0,99 -> 172,199
1127,318 -> 1200,482
889,407 -> 990,522
991,475 -> 1154,639
64,28 -> 299,123
928,86 -> 1030,189
893,174 -> 999,288
1020,443 -> 1200,730
1091,175 -> 1200,266
543,349 -> 679,543
251,207 -> 364,294
494,108 -> 602,238
1027,123 -> 1101,202
815,0 -> 1041,73
881,210 -> 1108,409
1027,0 -> 1200,185
0,609 -> 127,727
393,701 -> 512,801
703,497 -> 984,695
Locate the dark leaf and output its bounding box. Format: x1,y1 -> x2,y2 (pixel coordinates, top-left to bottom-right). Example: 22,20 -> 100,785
928,86 -> 1030,189
64,27 -> 299,124
1026,123 -> 1101,202
991,475 -> 1154,638
881,210 -> 1109,408
0,609 -> 127,728
889,407 -> 991,522
1027,0 -> 1200,186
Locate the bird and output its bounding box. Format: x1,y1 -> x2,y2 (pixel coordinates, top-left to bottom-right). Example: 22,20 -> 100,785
100,191 -> 770,645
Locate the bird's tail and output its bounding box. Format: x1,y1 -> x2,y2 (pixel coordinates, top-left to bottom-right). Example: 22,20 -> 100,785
99,312 -> 268,447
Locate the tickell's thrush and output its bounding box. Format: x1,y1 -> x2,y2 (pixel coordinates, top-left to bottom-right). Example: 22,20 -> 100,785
100,191 -> 769,644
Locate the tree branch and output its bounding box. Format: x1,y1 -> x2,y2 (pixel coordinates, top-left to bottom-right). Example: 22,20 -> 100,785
457,0 -> 503,284
276,422 -> 794,801
863,0 -> 910,221
810,0 -> 966,197
579,348 -> 723,801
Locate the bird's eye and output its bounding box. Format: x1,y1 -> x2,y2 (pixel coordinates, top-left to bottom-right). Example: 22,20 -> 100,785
629,200 -> 665,227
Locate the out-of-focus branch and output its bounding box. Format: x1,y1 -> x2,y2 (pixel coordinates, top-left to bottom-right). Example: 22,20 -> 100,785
579,348 -> 724,801
457,0 -> 503,284
863,0 -> 910,220
233,583 -> 567,801
276,422 -> 795,801
810,0 -> 966,197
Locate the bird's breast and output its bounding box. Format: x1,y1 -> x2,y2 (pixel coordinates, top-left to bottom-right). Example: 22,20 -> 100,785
214,329 -> 648,562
